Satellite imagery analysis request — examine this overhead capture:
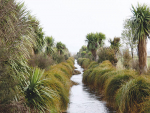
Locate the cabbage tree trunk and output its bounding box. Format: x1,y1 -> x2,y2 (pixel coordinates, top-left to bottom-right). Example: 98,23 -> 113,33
91,49 -> 96,61
138,37 -> 147,74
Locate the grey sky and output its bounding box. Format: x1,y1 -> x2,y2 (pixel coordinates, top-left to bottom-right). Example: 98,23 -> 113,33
18,0 -> 150,54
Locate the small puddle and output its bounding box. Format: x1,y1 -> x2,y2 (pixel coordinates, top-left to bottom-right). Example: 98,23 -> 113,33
67,60 -> 115,113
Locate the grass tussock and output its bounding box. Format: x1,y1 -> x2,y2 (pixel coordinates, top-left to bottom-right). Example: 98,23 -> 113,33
30,57 -> 75,112
82,58 -> 91,69
78,58 -> 150,112
87,61 -> 99,69
47,57 -> 74,110
116,76 -> 150,113
104,70 -> 136,106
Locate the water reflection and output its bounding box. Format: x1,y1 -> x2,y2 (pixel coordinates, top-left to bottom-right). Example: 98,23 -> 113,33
67,60 -> 115,113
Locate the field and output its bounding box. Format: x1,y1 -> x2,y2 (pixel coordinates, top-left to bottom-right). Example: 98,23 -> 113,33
148,57 -> 150,68
134,56 -> 150,68
116,56 -> 150,69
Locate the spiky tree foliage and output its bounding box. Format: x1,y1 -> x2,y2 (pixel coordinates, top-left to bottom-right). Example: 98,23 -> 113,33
76,45 -> 87,58
24,68 -> 57,112
56,42 -> 66,55
81,45 -> 87,51
45,36 -> 54,56
86,32 -> 106,61
29,15 -> 45,54
109,37 -> 121,54
131,4 -> 150,74
0,0 -> 35,111
81,51 -> 86,57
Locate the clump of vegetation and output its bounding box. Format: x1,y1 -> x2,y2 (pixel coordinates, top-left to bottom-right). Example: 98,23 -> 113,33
0,0 -> 35,112
97,47 -> 118,65
28,54 -> 54,69
109,37 -> 121,54
78,56 -> 150,112
25,57 -> 74,112
0,0 -> 74,112
104,70 -> 135,106
24,68 -> 57,112
130,4 -> 150,74
75,46 -> 94,60
122,49 -> 132,69
86,32 -> 106,61
76,3 -> 150,113
116,76 -> 150,113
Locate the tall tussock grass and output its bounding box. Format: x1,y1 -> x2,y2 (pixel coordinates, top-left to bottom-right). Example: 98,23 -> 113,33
87,61 -> 99,69
104,70 -> 136,106
78,58 -> 150,112
24,57 -> 74,113
116,76 -> 150,113
83,60 -> 115,90
43,57 -> 74,112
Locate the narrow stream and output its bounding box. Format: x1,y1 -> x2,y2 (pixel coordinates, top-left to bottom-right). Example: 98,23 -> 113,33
67,60 -> 113,113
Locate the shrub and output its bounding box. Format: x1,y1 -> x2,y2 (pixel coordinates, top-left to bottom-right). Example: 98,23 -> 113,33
122,49 -> 132,69
131,59 -> 139,71
97,47 -> 118,65
53,54 -> 66,64
28,54 -> 54,69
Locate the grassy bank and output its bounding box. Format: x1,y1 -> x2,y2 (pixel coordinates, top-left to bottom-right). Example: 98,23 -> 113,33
78,58 -> 150,113
43,57 -> 74,112
23,57 -> 75,113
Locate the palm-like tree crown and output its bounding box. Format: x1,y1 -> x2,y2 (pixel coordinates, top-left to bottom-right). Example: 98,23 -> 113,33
131,4 -> 150,40
56,42 -> 66,55
45,36 -> 54,55
131,4 -> 150,74
86,32 -> 106,50
45,36 -> 54,47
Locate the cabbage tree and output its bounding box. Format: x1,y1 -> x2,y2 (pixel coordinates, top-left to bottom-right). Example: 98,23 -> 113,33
86,32 -> 106,61
131,4 -> 150,74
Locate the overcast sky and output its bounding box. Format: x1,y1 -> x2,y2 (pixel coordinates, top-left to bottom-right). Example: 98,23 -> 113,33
17,0 -> 150,54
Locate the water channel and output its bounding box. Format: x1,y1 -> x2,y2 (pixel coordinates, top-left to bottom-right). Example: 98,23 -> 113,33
67,60 -> 114,113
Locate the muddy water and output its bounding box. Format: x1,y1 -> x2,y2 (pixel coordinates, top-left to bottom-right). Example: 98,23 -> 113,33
67,60 -> 114,113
